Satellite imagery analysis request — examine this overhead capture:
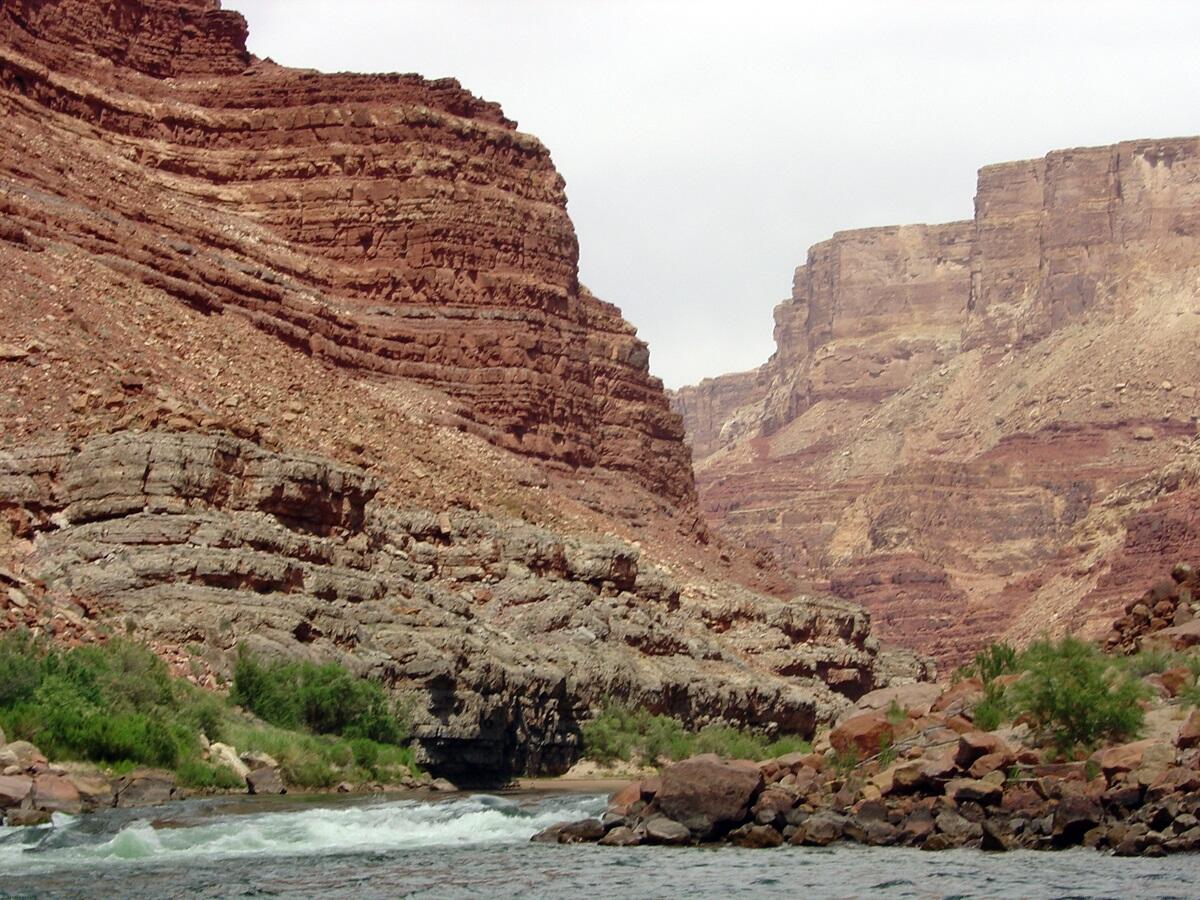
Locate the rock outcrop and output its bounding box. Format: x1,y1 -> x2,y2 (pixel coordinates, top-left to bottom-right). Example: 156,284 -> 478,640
1,430 -> 880,783
675,137 -> 1200,667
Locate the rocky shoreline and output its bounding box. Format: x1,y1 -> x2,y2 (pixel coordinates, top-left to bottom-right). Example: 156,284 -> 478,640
534,682 -> 1200,856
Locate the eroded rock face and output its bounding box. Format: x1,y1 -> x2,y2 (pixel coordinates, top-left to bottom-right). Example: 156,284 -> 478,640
1,430 -> 882,784
675,137 -> 1200,667
0,0 -> 692,506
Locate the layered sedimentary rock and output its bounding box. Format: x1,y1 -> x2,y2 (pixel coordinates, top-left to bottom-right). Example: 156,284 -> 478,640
0,0 -> 894,779
0,0 -> 691,504
676,138 -> 1200,667
0,431 -> 878,782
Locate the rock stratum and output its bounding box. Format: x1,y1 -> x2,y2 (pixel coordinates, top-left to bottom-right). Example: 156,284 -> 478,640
0,0 -> 894,782
675,137 -> 1200,668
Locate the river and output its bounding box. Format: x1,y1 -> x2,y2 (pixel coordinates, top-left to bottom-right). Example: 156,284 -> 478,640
0,792 -> 1194,898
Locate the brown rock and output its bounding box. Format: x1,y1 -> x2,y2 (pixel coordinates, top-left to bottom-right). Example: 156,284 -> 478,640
657,756 -> 764,838
246,767 -> 286,796
729,823 -> 784,848
643,816 -> 691,846
0,774 -> 33,808
598,825 -> 642,847
5,808 -> 51,827
830,712 -> 895,758
114,769 -> 177,808
1094,740 -> 1176,780
945,778 -> 1002,806
1178,709 -> 1200,750
954,732 -> 1011,769
0,741 -> 46,771
32,775 -> 81,815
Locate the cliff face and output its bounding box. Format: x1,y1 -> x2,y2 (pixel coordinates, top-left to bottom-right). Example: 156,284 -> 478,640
676,137 -> 1200,667
0,0 -> 894,780
0,0 -> 691,504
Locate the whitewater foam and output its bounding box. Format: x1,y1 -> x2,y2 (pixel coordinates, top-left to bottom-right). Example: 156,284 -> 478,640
0,793 -> 605,876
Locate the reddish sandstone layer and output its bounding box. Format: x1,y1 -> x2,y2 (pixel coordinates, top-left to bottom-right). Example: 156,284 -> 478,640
0,0 -> 693,507
676,138 -> 1200,667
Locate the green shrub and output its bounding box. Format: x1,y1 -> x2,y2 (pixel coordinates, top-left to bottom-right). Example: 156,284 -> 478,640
1126,649 -> 1173,677
966,641 -> 1019,684
231,649 -> 408,745
971,682 -> 1011,732
580,700 -> 810,766
177,760 -> 245,790
1009,637 -> 1145,757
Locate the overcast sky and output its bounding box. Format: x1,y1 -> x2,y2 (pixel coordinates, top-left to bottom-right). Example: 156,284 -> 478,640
234,1 -> 1200,388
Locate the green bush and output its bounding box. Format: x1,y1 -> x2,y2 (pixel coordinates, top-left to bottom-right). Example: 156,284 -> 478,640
1009,637 -> 1146,757
959,641 -> 1019,685
231,649 -> 407,745
0,635 -> 192,768
0,633 -> 416,787
971,682 -> 1009,732
580,700 -> 810,766
1126,649 -> 1173,677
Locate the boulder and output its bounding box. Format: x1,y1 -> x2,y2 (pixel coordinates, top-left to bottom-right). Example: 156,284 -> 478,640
643,816 -> 691,845
968,752 -> 1013,779
557,818 -> 604,843
852,683 -> 942,718
240,751 -> 280,772
608,780 -> 643,815
935,809 -> 982,842
729,823 -> 783,848
0,724 -> 5,747
32,775 -> 82,815
5,808 -> 51,827
980,820 -> 1010,852
790,811 -> 846,846
1159,667 -> 1190,698
1094,740 -> 1176,779
68,773 -> 114,811
954,732 -> 1010,769
0,774 -> 33,809
208,742 -> 251,780
598,825 -> 642,847
1177,709 -> 1200,750
246,767 -> 286,796
829,711 -> 895,758
752,787 -> 797,824
0,741 -> 46,772
946,778 -> 1002,805
114,770 -> 177,808
1053,794 -> 1102,845
657,756 -> 763,838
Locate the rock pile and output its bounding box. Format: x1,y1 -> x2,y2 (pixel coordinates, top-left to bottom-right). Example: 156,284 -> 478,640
0,730 -> 180,826
1106,563 -> 1200,654
535,684 -> 1200,856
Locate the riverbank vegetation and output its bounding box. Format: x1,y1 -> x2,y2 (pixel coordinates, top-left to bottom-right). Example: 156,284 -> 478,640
960,637 -> 1200,756
0,632 -> 417,790
581,700 -> 811,766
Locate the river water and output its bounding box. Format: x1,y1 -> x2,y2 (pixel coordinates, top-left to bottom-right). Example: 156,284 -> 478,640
0,792 -> 1194,899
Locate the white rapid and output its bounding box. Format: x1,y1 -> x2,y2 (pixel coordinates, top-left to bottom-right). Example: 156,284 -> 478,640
0,793 -> 606,876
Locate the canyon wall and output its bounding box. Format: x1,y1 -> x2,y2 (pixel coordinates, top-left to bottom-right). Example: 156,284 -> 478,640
676,137 -> 1200,667
0,0 -> 898,779
0,0 -> 692,504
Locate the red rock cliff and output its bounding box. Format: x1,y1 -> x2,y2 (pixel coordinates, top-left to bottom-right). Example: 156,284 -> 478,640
0,0 -> 694,506
677,138 -> 1200,667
